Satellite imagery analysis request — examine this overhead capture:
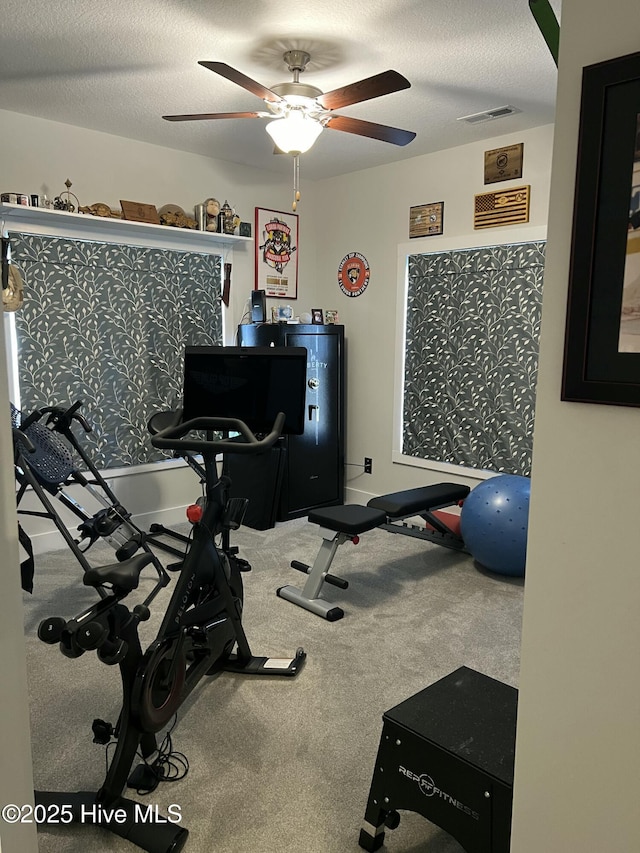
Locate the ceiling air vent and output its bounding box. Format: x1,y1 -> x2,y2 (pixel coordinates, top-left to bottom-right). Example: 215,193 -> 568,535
457,105 -> 522,125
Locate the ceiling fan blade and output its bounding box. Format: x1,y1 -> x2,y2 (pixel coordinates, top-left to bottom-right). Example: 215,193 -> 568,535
163,111 -> 264,122
325,114 -> 416,146
198,61 -> 284,105
317,70 -> 410,110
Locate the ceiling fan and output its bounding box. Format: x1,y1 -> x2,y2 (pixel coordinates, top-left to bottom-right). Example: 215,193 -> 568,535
163,51 -> 416,208
163,50 -> 417,152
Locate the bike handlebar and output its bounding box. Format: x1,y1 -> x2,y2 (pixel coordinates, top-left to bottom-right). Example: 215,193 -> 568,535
150,410 -> 285,455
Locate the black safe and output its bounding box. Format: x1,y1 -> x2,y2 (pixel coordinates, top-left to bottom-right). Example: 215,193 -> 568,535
233,323 -> 345,524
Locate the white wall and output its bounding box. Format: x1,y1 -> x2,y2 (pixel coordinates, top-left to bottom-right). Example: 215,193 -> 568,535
511,2 -> 640,851
0,312 -> 37,850
311,123 -> 554,502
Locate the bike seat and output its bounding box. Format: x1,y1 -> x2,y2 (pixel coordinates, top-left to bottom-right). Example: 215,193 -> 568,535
83,553 -> 155,592
147,409 -> 181,436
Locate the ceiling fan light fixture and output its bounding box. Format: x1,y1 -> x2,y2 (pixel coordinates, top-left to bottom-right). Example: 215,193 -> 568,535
265,111 -> 323,154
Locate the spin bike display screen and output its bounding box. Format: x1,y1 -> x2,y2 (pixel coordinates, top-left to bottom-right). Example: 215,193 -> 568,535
182,346 -> 307,435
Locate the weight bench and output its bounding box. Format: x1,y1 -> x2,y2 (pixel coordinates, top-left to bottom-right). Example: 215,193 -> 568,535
277,483 -> 470,621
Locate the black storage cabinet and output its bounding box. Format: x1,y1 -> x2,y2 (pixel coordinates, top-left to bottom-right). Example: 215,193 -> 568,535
236,323 -> 345,522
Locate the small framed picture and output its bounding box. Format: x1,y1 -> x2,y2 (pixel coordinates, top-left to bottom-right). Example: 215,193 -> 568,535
273,305 -> 294,323
311,308 -> 324,325
324,310 -> 339,324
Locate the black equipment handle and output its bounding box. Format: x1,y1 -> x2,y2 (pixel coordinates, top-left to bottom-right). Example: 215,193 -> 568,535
42,400 -> 92,434
151,410 -> 286,455
19,400 -> 92,434
12,427 -> 35,454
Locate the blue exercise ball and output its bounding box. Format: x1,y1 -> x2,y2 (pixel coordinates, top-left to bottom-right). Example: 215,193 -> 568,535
460,475 -> 530,577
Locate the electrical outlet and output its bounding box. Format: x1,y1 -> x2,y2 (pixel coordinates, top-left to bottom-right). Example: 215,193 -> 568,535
364,457 -> 373,474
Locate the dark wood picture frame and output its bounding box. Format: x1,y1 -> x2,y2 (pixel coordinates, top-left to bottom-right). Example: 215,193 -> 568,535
562,51 -> 640,406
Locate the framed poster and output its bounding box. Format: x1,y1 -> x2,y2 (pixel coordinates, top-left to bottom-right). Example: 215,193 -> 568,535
562,51 -> 640,406
255,207 -> 298,299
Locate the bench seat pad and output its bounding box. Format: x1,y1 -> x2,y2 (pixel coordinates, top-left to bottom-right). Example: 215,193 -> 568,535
367,483 -> 470,519
308,505 -> 387,535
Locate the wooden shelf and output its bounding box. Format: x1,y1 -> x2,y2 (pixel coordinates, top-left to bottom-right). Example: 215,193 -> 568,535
0,202 -> 252,254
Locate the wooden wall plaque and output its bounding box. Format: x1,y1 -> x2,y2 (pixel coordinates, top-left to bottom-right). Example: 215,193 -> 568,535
409,201 -> 444,238
474,185 -> 530,229
484,143 -> 524,184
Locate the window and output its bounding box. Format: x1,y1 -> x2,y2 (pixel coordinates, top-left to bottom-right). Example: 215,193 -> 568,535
397,238 -> 545,477
9,232 -> 223,468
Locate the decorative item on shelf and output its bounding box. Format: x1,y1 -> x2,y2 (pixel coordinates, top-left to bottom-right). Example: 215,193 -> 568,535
54,178 -> 80,212
194,203 -> 206,230
311,308 -> 324,325
1,192 -> 29,206
204,198 -> 220,231
157,204 -> 197,229
324,310 -> 339,324
239,222 -> 252,238
299,311 -> 312,324
78,202 -> 123,219
120,200 -> 161,224
220,200 -> 239,235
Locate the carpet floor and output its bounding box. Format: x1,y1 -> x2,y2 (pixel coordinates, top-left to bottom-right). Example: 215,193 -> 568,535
21,513 -> 524,853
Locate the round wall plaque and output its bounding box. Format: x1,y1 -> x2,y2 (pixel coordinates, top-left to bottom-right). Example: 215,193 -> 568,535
338,252 -> 370,297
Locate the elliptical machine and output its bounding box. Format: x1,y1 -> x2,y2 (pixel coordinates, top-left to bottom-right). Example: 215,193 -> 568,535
35,346 -> 308,853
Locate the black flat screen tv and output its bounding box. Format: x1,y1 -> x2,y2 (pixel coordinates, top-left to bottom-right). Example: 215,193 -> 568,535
182,345 -> 307,435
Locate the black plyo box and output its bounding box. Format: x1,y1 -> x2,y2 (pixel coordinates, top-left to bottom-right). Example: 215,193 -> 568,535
360,666 -> 517,853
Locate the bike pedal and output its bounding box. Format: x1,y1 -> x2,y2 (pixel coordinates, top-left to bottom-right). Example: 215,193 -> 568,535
92,718 -> 114,745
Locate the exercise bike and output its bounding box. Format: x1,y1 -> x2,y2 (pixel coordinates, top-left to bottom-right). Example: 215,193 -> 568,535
35,409 -> 306,853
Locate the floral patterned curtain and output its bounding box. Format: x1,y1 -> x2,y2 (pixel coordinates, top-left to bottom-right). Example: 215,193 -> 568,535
10,232 -> 222,468
404,241 -> 545,476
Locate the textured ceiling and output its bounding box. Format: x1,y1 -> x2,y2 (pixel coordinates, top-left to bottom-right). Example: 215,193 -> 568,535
0,0 -> 561,181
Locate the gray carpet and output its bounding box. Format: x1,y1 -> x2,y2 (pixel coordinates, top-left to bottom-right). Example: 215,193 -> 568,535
21,514 -> 524,852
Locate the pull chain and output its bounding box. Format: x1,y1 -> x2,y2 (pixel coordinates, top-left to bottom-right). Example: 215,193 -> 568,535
292,154 -> 301,211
